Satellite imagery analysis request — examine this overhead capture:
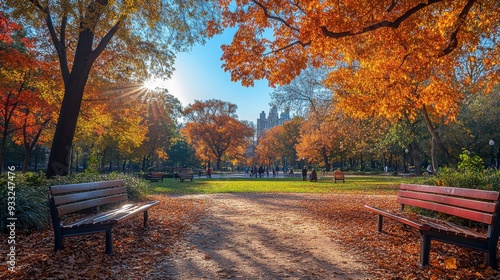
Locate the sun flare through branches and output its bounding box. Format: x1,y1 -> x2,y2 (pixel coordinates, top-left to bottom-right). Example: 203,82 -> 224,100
142,77 -> 170,92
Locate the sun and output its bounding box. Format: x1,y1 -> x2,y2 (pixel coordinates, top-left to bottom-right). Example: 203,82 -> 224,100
142,77 -> 169,91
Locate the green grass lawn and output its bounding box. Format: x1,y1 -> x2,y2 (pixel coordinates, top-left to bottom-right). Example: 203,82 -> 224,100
150,175 -> 412,195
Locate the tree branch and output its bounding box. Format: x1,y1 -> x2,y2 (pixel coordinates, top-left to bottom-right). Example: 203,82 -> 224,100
320,0 -> 444,38
252,0 -> 301,33
29,0 -> 71,81
439,0 -> 477,57
90,20 -> 122,63
264,40 -> 310,55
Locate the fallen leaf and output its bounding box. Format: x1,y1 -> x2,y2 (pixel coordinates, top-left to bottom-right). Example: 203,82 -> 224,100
444,257 -> 457,269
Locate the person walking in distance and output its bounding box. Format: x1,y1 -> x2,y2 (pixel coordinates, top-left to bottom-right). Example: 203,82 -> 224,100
302,166 -> 307,181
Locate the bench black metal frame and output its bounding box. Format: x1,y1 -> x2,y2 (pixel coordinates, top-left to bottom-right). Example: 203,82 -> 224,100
49,180 -> 159,255
364,184 -> 500,269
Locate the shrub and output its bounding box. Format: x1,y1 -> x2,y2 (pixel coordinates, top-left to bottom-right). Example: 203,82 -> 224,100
0,172 -> 50,232
457,149 -> 484,173
413,167 -> 500,191
413,150 -> 499,191
49,172 -> 149,201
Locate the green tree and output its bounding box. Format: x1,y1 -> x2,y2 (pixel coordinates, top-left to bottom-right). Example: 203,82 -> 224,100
166,138 -> 199,168
278,116 -> 303,169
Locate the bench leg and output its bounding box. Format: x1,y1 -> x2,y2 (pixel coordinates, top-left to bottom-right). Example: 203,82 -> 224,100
54,230 -> 63,251
485,246 -> 498,270
419,234 -> 431,267
105,229 -> 114,255
377,215 -> 383,233
143,210 -> 149,227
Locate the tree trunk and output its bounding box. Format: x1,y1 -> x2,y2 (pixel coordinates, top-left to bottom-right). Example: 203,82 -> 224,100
360,152 -> 364,171
142,156 -> 147,172
0,96 -> 18,174
0,130 -> 7,174
22,118 -> 47,172
411,141 -> 422,176
46,65 -> 90,177
431,136 -> 438,174
421,105 -> 453,170
122,158 -> 127,172
44,3 -> 120,177
321,147 -> 330,171
76,151 -> 79,173
216,157 -> 221,170
22,150 -> 30,172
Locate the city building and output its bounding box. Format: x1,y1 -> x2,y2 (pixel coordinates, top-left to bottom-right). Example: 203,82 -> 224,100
256,106 -> 291,139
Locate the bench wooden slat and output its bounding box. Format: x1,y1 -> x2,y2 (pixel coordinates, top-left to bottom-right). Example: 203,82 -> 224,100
400,184 -> 500,200
50,180 -> 125,194
397,197 -> 495,224
56,193 -> 128,216
65,201 -> 160,228
93,201 -> 159,224
398,190 -> 498,213
421,219 -> 487,240
364,205 -> 431,230
53,186 -> 127,205
441,221 -> 487,239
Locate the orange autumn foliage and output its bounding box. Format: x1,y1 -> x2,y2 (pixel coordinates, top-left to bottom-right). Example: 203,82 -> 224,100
0,12 -> 60,171
181,99 -> 254,169
216,0 -> 500,122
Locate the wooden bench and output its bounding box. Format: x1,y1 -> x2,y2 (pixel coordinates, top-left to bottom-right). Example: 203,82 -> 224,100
364,184 -> 500,269
146,172 -> 164,182
333,170 -> 345,183
49,180 -> 159,255
178,169 -> 194,181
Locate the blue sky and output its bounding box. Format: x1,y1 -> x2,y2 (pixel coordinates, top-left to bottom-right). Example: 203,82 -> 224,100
163,29 -> 274,124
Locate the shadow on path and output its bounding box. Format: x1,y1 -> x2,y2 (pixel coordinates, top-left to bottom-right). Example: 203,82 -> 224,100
151,193 -> 370,279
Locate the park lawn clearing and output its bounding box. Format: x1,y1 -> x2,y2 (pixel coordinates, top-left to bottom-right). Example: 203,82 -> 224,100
150,175 -> 406,195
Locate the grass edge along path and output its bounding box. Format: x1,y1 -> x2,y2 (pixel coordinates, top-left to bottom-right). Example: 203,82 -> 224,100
150,175 -> 409,195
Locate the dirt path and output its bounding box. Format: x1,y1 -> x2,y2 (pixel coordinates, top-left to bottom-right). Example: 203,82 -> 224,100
150,193 -> 370,279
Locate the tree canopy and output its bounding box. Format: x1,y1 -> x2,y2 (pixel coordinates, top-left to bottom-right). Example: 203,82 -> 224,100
216,0 -> 500,171
181,99 -> 254,169
4,0 -> 220,177
216,0 -> 499,118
